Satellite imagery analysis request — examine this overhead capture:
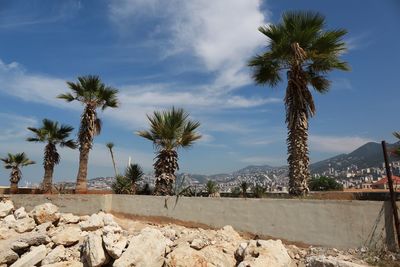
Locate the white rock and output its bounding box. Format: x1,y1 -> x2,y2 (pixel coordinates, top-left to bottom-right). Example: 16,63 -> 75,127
31,203 -> 60,224
14,207 -> 27,220
42,245 -> 66,265
103,231 -> 127,259
41,261 -> 83,267
235,242 -> 248,260
59,213 -> 80,224
83,232 -> 108,267
10,245 -> 47,267
51,227 -> 81,246
306,255 -> 369,267
14,217 -> 36,233
35,222 -> 53,234
11,232 -> 51,251
0,199 -> 14,218
2,214 -> 17,228
0,249 -> 18,265
239,239 -> 293,267
113,227 -> 168,267
79,214 -> 104,231
190,238 -> 207,250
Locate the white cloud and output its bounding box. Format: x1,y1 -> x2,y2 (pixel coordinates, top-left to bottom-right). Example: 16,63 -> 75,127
108,0 -> 268,92
0,113 -> 37,141
309,135 -> 374,153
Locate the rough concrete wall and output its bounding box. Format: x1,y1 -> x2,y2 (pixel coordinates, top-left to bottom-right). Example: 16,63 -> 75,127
111,195 -> 396,249
2,194 -> 396,249
6,194 -> 110,215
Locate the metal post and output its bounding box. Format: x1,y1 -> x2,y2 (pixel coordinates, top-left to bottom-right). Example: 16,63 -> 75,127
382,141 -> 400,249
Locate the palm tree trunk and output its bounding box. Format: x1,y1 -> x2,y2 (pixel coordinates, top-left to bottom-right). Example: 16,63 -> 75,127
154,149 -> 178,196
109,149 -> 118,177
9,167 -> 20,194
43,143 -> 57,193
76,146 -> 90,193
286,43 -> 311,196
76,105 -> 96,194
42,165 -> 54,193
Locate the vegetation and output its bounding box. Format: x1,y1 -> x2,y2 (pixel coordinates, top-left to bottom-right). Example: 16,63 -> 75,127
58,75 -> 119,193
111,163 -> 144,194
309,176 -> 343,191
106,142 -> 118,176
137,107 -> 201,196
1,153 -> 35,193
240,181 -> 249,198
392,132 -> 400,156
248,11 -> 349,196
252,184 -> 266,198
27,119 -> 77,193
125,163 -> 144,194
205,180 -> 219,197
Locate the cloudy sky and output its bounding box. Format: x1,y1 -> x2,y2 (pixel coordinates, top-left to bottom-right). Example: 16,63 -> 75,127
0,0 -> 398,185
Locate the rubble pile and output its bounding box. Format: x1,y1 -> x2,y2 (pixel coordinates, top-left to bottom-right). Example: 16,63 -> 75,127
0,198 -> 395,267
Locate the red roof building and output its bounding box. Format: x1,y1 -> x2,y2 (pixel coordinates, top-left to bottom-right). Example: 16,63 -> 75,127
371,176 -> 400,190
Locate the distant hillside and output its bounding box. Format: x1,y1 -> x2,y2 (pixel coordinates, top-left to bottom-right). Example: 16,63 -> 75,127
310,141 -> 400,173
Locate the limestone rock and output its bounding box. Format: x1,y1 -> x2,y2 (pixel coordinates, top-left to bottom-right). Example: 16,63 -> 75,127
103,231 -> 127,259
31,203 -> 60,224
2,214 -> 17,228
0,249 -> 18,265
14,207 -> 27,220
306,255 -> 369,267
11,232 -> 51,252
79,214 -> 104,231
238,239 -> 293,267
14,217 -> 36,233
113,227 -> 169,267
51,227 -> 81,246
190,238 -> 208,250
35,222 -> 53,234
10,245 -> 47,267
41,261 -> 83,267
42,245 -> 66,265
0,199 -> 14,218
60,213 -> 80,224
83,232 -> 107,267
166,243 -> 236,267
217,225 -> 242,242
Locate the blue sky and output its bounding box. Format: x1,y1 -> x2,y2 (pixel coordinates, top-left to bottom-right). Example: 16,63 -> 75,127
0,0 -> 399,185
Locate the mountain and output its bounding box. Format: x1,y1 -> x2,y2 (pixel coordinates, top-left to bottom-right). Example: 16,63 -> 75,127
310,141 -> 400,173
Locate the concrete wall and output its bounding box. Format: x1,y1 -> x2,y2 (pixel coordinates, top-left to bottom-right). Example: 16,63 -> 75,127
7,194 -> 112,215
2,194 -> 397,249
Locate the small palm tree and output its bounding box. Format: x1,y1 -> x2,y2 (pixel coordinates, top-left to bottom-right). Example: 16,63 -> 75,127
240,181 -> 249,198
205,180 -> 219,197
58,75 -> 119,193
125,163 -> 144,194
111,174 -> 132,194
253,184 -> 266,198
137,107 -> 201,195
1,153 -> 35,194
248,11 -> 349,195
27,119 -> 77,193
106,142 -> 118,176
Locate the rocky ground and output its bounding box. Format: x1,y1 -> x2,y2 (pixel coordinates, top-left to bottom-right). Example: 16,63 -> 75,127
0,198 -> 398,267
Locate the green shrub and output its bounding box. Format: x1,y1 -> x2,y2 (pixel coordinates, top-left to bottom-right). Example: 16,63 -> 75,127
309,176 -> 343,191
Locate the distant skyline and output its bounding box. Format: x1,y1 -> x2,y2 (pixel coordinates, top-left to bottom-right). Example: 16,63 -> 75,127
0,0 -> 399,184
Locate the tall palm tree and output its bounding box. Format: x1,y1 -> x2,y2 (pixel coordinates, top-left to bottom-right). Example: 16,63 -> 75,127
248,11 -> 349,196
27,119 -> 77,193
1,153 -> 35,194
106,142 -> 118,176
137,107 -> 201,195
58,75 -> 119,193
125,163 -> 144,194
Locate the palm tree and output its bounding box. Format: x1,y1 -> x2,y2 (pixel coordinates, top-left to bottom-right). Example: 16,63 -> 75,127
240,181 -> 249,198
137,107 -> 201,195
125,163 -> 144,194
106,142 -> 118,176
1,153 -> 35,194
112,174 -> 132,194
27,119 -> 77,193
248,11 -> 350,196
205,180 -> 219,197
58,75 -> 119,193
